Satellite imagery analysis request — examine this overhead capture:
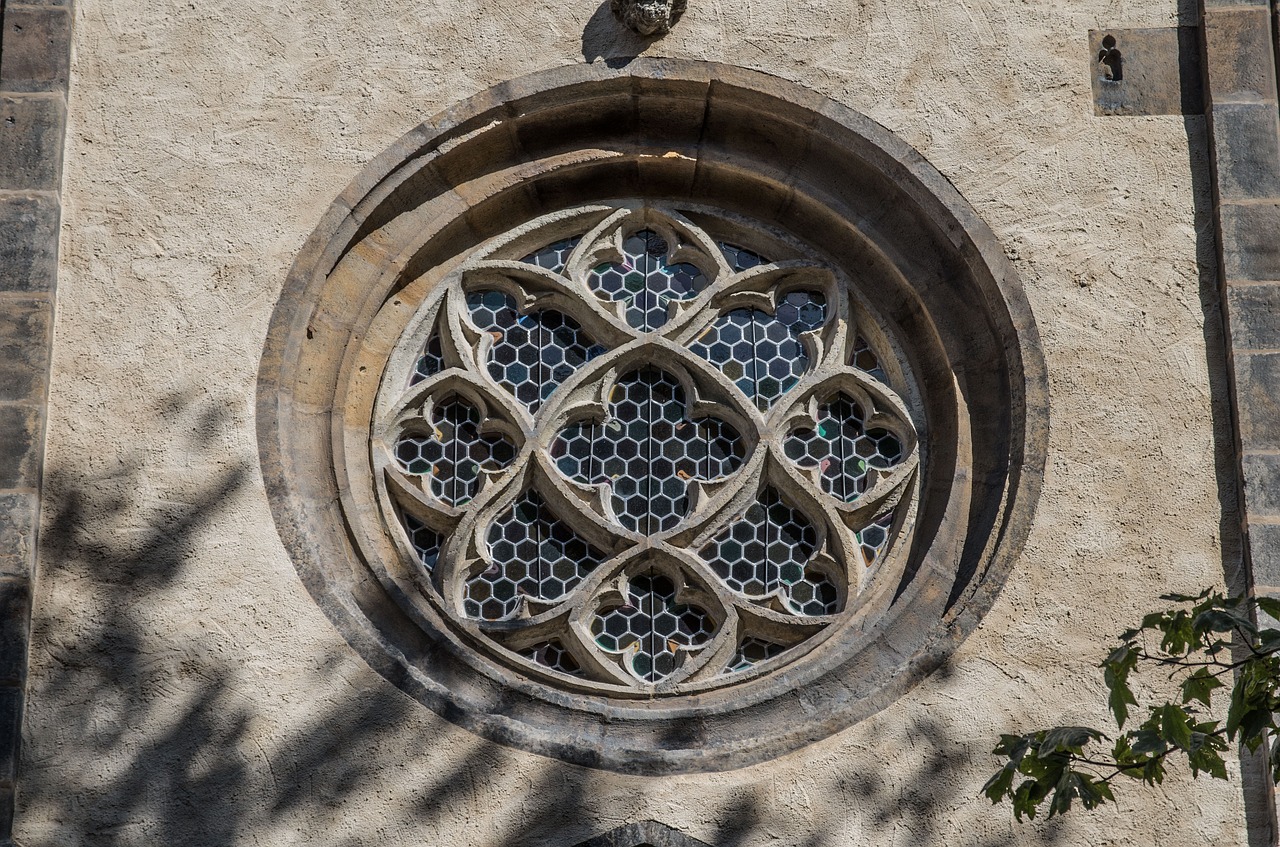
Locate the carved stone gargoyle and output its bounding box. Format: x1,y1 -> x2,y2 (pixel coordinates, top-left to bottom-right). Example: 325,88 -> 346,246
610,0 -> 687,36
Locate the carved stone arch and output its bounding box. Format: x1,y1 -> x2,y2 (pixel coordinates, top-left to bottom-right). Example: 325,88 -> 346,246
257,59 -> 1049,774
570,820 -> 712,847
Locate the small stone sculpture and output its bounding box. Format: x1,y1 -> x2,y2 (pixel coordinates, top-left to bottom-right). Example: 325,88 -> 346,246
610,0 -> 687,36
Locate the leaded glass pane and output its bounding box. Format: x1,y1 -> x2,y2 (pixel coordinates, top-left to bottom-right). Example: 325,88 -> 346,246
690,291 -> 826,409
378,206 -> 918,691
551,368 -> 745,532
588,230 -> 707,331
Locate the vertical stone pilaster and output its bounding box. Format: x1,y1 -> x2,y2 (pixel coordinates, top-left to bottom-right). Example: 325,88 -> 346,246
1200,0 -> 1280,841
0,1 -> 72,843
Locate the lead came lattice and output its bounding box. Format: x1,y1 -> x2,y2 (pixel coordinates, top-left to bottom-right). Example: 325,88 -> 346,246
591,573 -> 715,683
377,206 -> 919,692
463,491 -> 605,620
690,291 -> 827,410
466,290 -> 606,412
551,368 -> 745,533
588,229 -> 708,331
394,395 -> 517,506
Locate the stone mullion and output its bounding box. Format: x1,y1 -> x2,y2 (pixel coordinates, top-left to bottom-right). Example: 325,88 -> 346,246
0,0 -> 72,841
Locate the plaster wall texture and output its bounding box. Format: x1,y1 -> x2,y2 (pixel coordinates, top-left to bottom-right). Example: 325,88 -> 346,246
17,0 -> 1243,844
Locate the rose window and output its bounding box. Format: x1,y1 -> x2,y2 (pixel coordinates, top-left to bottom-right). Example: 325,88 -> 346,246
373,205 -> 921,693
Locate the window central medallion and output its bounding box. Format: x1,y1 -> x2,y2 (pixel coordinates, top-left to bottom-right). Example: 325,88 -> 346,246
373,204 -> 920,693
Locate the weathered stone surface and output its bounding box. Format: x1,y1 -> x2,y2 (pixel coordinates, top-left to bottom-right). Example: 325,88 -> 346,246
0,579 -> 30,686
14,1 -> 1260,845
610,0 -> 686,36
1089,27 -> 1202,116
0,405 -> 41,490
1227,283 -> 1280,350
0,193 -> 58,293
1219,202 -> 1280,280
0,96 -> 65,191
572,820 -> 711,847
1203,9 -> 1279,102
1248,523 -> 1280,591
0,5 -> 72,92
0,296 -> 52,402
0,687 -> 21,782
1234,353 -> 1280,450
1243,453 -> 1280,517
0,494 -> 36,579
1209,103 -> 1280,198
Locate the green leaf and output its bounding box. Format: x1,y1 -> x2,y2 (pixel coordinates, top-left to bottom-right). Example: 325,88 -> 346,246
1103,644 -> 1139,727
1142,756 -> 1167,786
1129,727 -> 1168,757
1040,726 -> 1104,754
1047,770 -> 1117,818
1256,596 -> 1280,621
1227,659 -> 1280,745
983,765 -> 1016,803
1187,740 -> 1229,780
1257,629 -> 1280,653
1012,778 -> 1051,822
1194,608 -> 1257,639
1160,611 -> 1195,655
1153,704 -> 1194,749
1181,667 -> 1224,706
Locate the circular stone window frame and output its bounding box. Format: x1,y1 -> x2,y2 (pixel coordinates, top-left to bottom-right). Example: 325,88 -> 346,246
257,59 -> 1048,774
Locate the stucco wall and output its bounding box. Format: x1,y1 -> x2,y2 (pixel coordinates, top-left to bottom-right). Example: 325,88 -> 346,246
17,0 -> 1246,844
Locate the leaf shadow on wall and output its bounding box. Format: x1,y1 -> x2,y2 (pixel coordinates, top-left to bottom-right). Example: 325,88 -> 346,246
15,392 -> 1068,847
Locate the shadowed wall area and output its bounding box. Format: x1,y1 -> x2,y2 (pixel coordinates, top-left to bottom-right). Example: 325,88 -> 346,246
17,399 -> 1070,847
10,0 -> 1271,841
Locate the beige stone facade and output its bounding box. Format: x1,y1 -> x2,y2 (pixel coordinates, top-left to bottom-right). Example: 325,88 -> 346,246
4,0 -> 1278,844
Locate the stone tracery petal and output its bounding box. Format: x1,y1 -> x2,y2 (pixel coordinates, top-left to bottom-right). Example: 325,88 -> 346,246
379,205 -> 919,690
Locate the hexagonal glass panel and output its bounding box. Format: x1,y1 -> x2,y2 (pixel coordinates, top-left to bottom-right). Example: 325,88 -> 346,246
591,572 -> 714,683
551,367 -> 745,533
463,491 -> 605,620
377,205 -> 919,693
466,290 -> 607,412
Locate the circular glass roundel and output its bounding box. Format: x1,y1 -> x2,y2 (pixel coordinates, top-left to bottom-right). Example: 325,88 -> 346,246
373,204 -> 921,694
259,60 -> 1047,773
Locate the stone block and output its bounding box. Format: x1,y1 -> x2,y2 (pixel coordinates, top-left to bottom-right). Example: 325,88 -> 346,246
0,493 -> 37,579
1226,283 -> 1280,349
0,784 -> 10,844
1234,352 -> 1280,449
0,95 -> 66,191
1210,103 -> 1280,199
1089,28 -> 1202,116
0,296 -> 51,401
1244,453 -> 1280,516
0,687 -> 20,782
0,5 -> 72,92
1219,202 -> 1280,280
0,193 -> 59,293
1203,9 -> 1279,103
1249,523 -> 1280,590
0,579 -> 29,686
0,404 -> 42,489
573,821 -> 712,847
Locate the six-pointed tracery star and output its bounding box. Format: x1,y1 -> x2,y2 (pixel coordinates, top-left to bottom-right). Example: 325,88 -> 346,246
374,205 -> 921,692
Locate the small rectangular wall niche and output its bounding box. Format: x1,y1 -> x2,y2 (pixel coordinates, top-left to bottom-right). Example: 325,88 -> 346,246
1089,27 -> 1204,116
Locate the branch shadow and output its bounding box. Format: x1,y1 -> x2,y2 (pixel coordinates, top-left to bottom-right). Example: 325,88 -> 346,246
13,392 -> 1062,847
